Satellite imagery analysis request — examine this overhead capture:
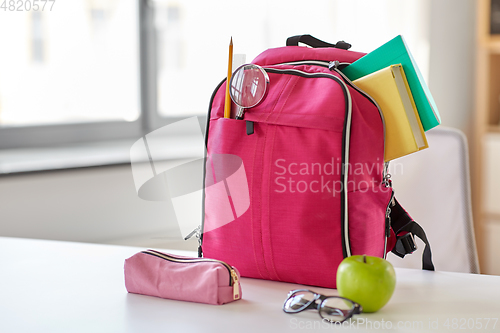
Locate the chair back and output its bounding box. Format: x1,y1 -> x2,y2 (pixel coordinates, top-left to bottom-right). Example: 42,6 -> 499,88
387,127 -> 480,273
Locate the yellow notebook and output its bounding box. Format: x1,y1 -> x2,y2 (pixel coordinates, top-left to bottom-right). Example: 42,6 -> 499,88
353,64 -> 428,162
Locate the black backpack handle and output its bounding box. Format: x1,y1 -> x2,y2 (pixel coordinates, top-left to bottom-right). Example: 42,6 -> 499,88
286,34 -> 351,50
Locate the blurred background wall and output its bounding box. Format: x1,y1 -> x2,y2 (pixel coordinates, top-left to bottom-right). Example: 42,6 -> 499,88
2,0 -> 499,273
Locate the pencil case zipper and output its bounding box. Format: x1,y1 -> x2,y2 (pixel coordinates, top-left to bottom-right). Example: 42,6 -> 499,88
142,250 -> 240,300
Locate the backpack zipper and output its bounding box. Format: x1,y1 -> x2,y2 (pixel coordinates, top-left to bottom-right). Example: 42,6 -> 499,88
142,250 -> 240,300
260,67 -> 353,259
275,60 -> 387,157
330,61 -> 393,256
266,64 -> 390,259
329,61 -> 386,152
198,78 -> 226,258
278,60 -> 331,67
200,67 -> 353,259
200,62 -> 388,260
383,188 -> 395,258
269,60 -> 387,146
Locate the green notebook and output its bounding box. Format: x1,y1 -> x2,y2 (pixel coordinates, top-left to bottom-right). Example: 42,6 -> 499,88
342,35 -> 441,131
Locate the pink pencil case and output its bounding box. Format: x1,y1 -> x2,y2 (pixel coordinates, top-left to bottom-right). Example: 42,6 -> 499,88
124,249 -> 241,305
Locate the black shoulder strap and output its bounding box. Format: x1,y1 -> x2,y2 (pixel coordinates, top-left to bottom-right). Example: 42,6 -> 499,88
390,198 -> 435,271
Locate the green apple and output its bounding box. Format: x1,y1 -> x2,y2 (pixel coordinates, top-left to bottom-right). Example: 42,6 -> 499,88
336,255 -> 396,313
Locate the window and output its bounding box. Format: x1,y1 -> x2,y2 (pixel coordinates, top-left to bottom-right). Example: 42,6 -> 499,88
0,0 -> 430,150
0,0 -> 141,148
31,11 -> 45,63
151,0 -> 430,120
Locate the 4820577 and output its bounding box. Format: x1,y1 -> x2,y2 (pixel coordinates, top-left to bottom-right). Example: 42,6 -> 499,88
1,0 -> 56,11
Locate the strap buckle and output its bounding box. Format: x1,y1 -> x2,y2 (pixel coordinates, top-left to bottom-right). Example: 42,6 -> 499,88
392,232 -> 417,258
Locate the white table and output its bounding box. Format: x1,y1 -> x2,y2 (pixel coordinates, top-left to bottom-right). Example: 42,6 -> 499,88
1,237 -> 499,333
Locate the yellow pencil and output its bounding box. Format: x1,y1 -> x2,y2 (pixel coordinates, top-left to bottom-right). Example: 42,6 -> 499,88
224,37 -> 233,118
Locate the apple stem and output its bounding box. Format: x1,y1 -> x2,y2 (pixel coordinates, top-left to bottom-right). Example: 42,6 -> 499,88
363,255 -> 367,264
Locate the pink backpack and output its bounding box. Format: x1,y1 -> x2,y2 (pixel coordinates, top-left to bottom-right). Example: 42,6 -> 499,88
200,35 -> 434,289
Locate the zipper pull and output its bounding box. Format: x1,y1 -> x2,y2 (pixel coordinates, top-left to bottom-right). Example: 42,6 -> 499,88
184,225 -> 203,257
184,225 -> 200,240
383,162 -> 392,188
246,120 -> 254,135
231,269 -> 240,300
328,60 -> 340,71
385,190 -> 395,238
385,205 -> 392,238
235,106 -> 245,120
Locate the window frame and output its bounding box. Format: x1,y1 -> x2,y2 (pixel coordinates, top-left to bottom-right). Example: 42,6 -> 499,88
0,0 -> 204,151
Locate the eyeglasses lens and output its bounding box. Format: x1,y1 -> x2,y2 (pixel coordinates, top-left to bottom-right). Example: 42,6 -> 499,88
284,290 -> 316,312
319,298 -> 355,323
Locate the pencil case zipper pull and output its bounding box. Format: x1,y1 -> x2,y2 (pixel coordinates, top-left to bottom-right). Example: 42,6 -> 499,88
231,269 -> 240,300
